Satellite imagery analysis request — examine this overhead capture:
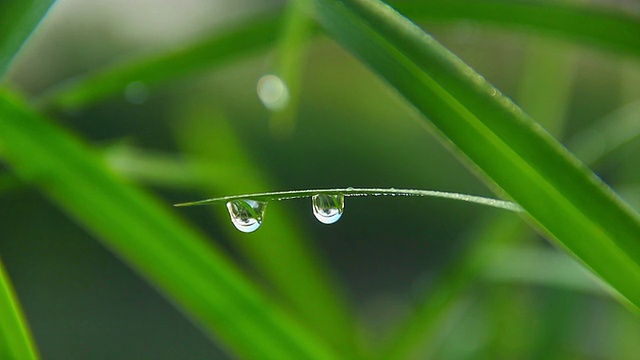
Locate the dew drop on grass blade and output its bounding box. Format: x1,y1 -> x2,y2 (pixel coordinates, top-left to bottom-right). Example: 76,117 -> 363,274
312,193 -> 345,224
225,199 -> 268,233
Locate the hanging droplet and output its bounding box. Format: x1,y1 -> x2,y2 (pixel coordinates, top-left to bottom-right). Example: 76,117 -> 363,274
226,199 -> 267,233
312,194 -> 344,224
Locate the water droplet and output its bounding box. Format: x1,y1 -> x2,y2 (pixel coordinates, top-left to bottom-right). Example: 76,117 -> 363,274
226,199 -> 267,233
124,81 -> 149,104
257,74 -> 290,111
312,194 -> 344,224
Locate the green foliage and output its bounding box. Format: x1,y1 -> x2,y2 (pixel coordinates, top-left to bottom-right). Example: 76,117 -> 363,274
1,0 -> 639,358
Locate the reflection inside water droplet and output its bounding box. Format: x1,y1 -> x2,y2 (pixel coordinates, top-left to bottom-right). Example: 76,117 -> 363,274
226,199 -> 267,233
257,74 -> 290,111
312,194 -> 344,224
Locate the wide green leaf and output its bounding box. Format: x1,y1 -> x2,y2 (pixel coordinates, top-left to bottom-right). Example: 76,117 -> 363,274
0,90 -> 337,359
310,0 -> 640,311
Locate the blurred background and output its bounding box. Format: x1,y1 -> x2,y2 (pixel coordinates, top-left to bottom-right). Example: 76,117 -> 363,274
1,0 -> 640,358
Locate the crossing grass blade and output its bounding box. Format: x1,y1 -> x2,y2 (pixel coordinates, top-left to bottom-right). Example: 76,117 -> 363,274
310,0 -> 640,311
0,258 -> 40,360
0,90 -> 338,359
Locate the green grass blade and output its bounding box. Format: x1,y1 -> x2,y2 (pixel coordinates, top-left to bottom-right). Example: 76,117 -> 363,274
174,187 -> 521,212
35,14 -> 283,110
311,0 -> 640,311
391,0 -> 640,58
0,0 -> 56,80
0,257 -> 39,360
0,90 -> 338,359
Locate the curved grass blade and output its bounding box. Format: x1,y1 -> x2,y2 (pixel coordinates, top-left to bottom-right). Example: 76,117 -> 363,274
175,187 -> 522,212
0,90 -> 338,359
0,257 -> 39,360
35,14 -> 284,111
34,1 -> 640,112
0,0 -> 56,79
310,0 -> 640,310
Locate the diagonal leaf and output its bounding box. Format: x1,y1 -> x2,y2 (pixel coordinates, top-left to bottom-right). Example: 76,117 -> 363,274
0,90 -> 338,359
310,0 -> 640,311
0,257 -> 39,360
0,0 -> 56,80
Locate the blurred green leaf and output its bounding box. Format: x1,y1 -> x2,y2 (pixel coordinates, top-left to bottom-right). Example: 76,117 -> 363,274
36,14 -> 284,110
268,0 -> 315,135
311,0 -> 640,313
0,257 -> 39,360
568,100 -> 640,167
0,0 -> 56,80
34,1 -> 640,112
380,215 -> 526,359
0,90 -> 338,359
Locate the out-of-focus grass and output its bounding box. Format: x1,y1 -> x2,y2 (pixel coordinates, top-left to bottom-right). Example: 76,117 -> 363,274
0,257 -> 39,360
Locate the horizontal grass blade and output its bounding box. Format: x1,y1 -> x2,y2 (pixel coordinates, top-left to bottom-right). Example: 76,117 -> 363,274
0,258 -> 39,360
311,0 -> 640,310
0,90 -> 337,359
0,0 -> 56,79
34,1 -> 640,111
174,187 -> 521,212
35,14 -> 283,110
